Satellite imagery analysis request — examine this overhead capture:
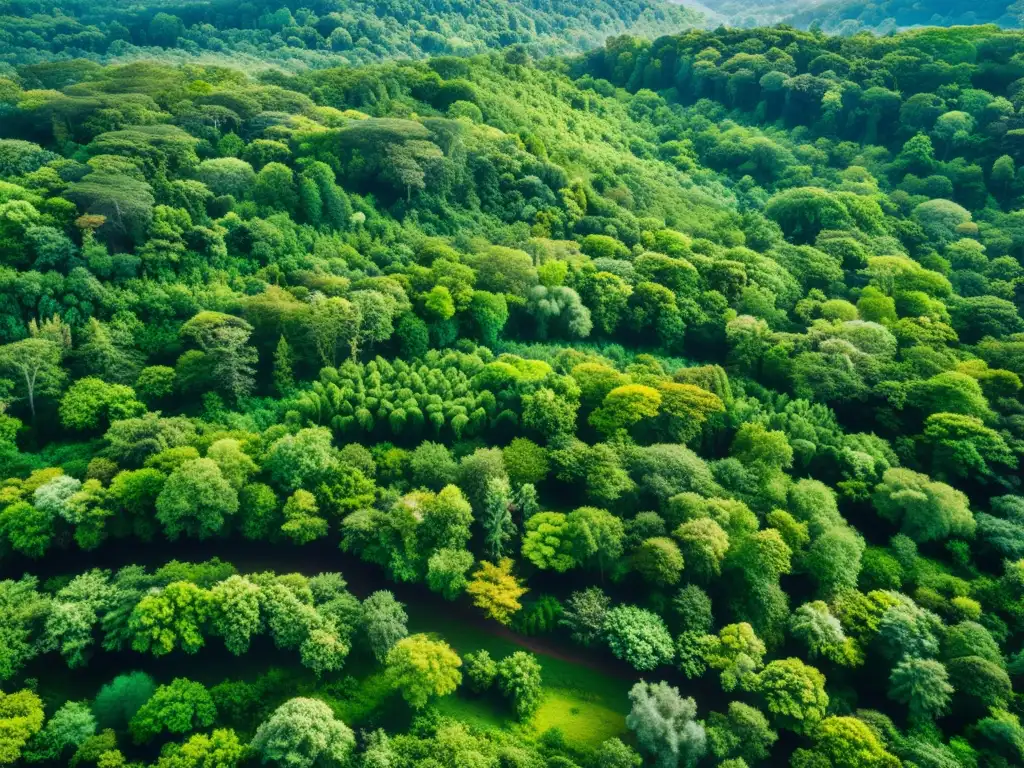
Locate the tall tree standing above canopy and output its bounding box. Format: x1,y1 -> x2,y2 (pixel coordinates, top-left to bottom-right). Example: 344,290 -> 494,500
0,337 -> 65,424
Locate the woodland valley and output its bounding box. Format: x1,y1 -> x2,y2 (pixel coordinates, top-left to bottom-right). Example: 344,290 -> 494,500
2,1 -> 1024,768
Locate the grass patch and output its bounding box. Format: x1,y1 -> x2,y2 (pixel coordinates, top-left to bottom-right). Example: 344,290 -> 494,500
407,603 -> 630,748
531,690 -> 626,746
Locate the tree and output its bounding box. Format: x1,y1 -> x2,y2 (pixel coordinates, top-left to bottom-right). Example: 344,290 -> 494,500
706,702 -> 777,765
59,378 -> 145,432
789,602 -> 857,666
522,512 -> 576,572
946,655 -> 1012,716
907,371 -> 992,420
872,468 -> 974,544
419,485 -> 473,553
250,698 -> 354,768
463,650 -> 498,693
253,162 -> 297,212
0,690 -> 44,765
802,526 -> 864,598
426,548 -> 474,600
921,412 -> 1016,482
626,681 -> 706,768
754,658 -> 829,734
466,558 -> 527,625
502,438 -> 549,487
155,458 -> 238,540
972,708 -> 1024,767
522,387 -> 578,442
888,657 -> 952,724
74,318 -> 142,385
590,384 -> 661,437
457,447 -> 508,509
674,518 -> 729,581
195,158 -> 255,198
561,587 -> 611,647
481,477 -> 516,561
673,585 -> 713,634
362,591 -> 408,663
309,294 -> 361,367
943,621 -> 1003,666
65,173 -> 155,246
566,507 -> 624,579
633,537 -> 685,586
876,600 -> 942,662
129,581 -> 213,656
603,605 -> 675,671
129,679 -> 216,743
0,338 -> 65,423
807,717 -> 900,768
24,701 -> 94,763
280,490 -> 327,545
210,576 -> 261,655
385,634 -> 462,709
92,672 -> 156,730
765,187 -> 851,244
264,427 -> 339,493
594,738 -> 642,768
135,366 -> 175,404
272,336 -> 294,396
525,285 -> 592,339
704,623 -> 766,692
410,442 -> 458,490
207,439 -> 257,491
497,651 -> 543,720
0,501 -> 53,558
469,290 -> 509,347
155,728 -> 244,768
655,383 -> 724,443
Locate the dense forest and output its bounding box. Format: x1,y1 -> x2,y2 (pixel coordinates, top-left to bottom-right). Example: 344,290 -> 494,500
0,0 -> 703,72
2,8 -> 1024,768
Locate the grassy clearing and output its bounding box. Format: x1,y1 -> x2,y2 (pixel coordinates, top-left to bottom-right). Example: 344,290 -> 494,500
407,603 -> 630,748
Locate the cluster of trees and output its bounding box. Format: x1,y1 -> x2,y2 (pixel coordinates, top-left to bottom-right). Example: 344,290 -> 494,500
0,666 -> 581,768
0,0 -> 702,72
1,15 -> 1024,768
2,560 -> 367,676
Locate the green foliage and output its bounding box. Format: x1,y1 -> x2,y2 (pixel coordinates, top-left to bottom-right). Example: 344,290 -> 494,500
129,679 -> 216,744
250,698 -> 354,768
603,605 -> 674,671
466,558 -> 527,625
626,680 -> 706,768
92,672 -> 156,730
155,459 -> 238,540
0,690 -> 44,765
362,590 -> 408,663
754,658 -> 829,734
4,16 -> 1024,767
463,649 -> 498,694
24,701 -> 95,763
522,512 -> 576,572
385,634 -> 462,709
497,651 -> 543,720
155,728 -> 244,768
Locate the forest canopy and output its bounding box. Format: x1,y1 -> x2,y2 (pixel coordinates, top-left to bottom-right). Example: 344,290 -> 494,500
0,9 -> 1023,768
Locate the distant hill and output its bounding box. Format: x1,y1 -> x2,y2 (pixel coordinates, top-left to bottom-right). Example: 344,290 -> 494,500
0,0 -> 705,72
686,0 -> 1021,32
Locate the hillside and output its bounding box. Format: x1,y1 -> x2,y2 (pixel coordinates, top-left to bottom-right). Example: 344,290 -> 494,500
692,0 -> 1022,32
1,12 -> 1024,768
0,0 -> 704,72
